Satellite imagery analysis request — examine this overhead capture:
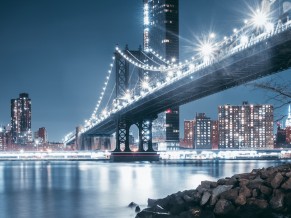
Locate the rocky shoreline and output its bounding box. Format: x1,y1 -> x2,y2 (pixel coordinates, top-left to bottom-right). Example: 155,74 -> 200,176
133,163 -> 291,218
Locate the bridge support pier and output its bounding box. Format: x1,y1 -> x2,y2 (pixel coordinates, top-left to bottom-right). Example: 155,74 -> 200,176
111,116 -> 159,162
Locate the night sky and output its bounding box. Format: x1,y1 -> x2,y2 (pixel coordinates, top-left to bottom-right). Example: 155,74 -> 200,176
0,0 -> 290,142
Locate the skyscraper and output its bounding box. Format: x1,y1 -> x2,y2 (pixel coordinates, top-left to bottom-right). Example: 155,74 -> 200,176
143,0 -> 180,147
11,93 -> 32,144
218,102 -> 274,149
194,113 -> 212,149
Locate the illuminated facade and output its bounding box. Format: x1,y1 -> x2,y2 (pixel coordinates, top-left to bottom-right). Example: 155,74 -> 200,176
34,127 -> 48,143
183,120 -> 195,148
194,113 -> 212,149
11,93 -> 32,144
218,102 -> 274,149
211,120 -> 219,149
143,0 -> 179,60
0,126 -> 6,150
143,0 -> 180,146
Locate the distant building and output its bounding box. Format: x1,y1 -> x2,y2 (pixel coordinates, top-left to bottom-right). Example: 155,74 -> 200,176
218,102 -> 274,149
194,113 -> 212,149
34,127 -> 48,144
143,0 -> 180,148
211,120 -> 219,149
184,120 -> 195,148
0,126 -> 6,151
11,93 -> 32,144
276,123 -> 287,147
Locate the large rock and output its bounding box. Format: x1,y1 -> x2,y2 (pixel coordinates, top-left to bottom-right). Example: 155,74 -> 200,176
270,189 -> 285,211
213,199 -> 235,215
239,185 -> 252,198
271,173 -> 284,189
281,178 -> 291,190
148,198 -> 158,207
246,198 -> 268,209
200,192 -> 211,206
235,194 -> 247,206
259,185 -> 272,196
220,188 -> 239,202
239,179 -> 250,186
247,176 -> 264,189
210,185 -> 232,205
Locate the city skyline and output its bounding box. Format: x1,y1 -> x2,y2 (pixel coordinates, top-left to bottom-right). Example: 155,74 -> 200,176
1,0 -> 291,142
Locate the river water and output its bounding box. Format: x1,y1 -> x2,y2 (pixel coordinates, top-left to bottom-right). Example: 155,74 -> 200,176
0,160 -> 290,218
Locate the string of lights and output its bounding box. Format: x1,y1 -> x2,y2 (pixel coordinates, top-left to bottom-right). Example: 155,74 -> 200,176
64,6 -> 291,144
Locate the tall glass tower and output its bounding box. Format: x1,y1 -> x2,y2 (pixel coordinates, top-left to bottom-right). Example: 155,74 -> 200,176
143,0 -> 180,149
11,93 -> 32,143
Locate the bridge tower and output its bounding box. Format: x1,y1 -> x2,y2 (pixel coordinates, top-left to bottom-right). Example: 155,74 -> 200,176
112,46 -> 159,161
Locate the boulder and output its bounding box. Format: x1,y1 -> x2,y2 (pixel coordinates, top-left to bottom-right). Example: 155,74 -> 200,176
213,199 -> 235,215
270,189 -> 285,211
220,188 -> 239,202
135,206 -> 141,213
247,198 -> 268,209
259,185 -> 272,196
252,189 -> 259,198
209,185 -> 232,206
200,192 -> 211,206
148,198 -> 158,207
239,185 -> 252,198
129,202 -> 139,208
271,173 -> 284,189
200,180 -> 217,189
239,179 -> 250,186
235,194 -> 247,206
286,172 -> 291,178
281,177 -> 291,190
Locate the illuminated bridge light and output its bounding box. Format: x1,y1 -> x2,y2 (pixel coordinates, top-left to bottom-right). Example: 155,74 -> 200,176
252,9 -> 268,27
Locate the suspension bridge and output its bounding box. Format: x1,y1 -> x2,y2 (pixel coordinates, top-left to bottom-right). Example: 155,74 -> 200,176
63,8 -> 291,161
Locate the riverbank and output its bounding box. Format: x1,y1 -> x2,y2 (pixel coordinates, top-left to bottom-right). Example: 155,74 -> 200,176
136,163 -> 291,218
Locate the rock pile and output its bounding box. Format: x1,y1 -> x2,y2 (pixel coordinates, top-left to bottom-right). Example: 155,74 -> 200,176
136,164 -> 291,218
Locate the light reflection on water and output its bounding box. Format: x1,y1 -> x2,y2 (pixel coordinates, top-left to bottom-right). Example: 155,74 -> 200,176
0,160 -> 289,218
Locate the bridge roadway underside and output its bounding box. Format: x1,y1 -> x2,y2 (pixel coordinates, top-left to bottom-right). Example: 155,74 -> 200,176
86,30 -> 291,136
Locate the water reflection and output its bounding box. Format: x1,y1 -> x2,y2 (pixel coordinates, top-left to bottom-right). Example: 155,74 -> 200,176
0,160 -> 289,218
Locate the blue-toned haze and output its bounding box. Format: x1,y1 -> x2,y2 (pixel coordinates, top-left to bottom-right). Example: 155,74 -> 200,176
0,0 -> 290,141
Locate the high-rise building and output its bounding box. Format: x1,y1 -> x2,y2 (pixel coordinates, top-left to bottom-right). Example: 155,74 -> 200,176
218,102 -> 274,149
0,126 -> 6,150
285,105 -> 291,145
211,120 -> 219,149
143,0 -> 180,147
11,93 -> 32,144
184,119 -> 195,148
194,113 -> 212,149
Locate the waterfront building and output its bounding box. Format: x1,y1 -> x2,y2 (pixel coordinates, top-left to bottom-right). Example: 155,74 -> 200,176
183,119 -> 195,148
0,126 -> 6,151
276,123 -> 287,147
218,102 -> 274,149
194,113 -> 212,149
211,120 -> 219,149
11,93 -> 32,144
34,127 -> 48,144
284,105 -> 291,145
143,0 -> 180,148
